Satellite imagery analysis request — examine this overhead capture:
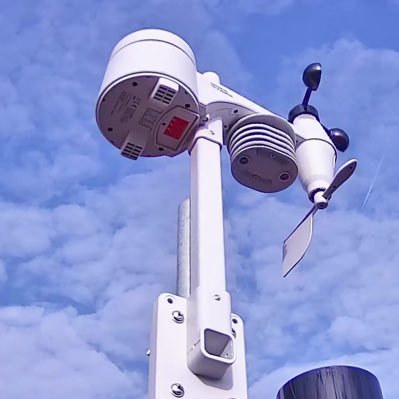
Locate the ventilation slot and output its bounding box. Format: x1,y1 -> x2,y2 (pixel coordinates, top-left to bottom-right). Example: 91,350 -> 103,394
121,142 -> 143,160
150,78 -> 179,107
153,85 -> 177,105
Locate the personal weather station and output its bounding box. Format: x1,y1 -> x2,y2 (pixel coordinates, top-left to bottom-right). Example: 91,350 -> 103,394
96,30 -> 382,399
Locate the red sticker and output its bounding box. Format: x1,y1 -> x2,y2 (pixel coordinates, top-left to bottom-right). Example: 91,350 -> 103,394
164,117 -> 189,139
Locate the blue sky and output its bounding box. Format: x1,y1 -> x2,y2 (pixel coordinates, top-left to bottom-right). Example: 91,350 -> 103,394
1,0 -> 399,398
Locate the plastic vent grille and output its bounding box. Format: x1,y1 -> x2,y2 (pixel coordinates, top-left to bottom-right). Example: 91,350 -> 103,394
153,85 -> 177,105
121,142 -> 143,160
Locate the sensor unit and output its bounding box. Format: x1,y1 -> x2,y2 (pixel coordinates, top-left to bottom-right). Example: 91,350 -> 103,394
96,29 -> 200,159
226,114 -> 298,193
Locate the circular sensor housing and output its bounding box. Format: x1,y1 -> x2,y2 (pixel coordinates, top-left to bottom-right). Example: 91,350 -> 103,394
96,29 -> 200,159
227,114 -> 298,193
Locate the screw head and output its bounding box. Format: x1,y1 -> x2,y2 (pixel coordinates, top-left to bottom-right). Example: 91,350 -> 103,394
239,156 -> 249,165
172,310 -> 184,323
171,383 -> 184,397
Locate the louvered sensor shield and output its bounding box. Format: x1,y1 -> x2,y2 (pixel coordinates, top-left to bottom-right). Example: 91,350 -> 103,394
226,114 -> 298,193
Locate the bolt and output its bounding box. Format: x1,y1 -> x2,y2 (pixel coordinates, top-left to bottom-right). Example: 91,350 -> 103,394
280,172 -> 290,181
253,175 -> 259,181
171,383 -> 185,397
146,349 -> 151,357
318,202 -> 328,210
172,310 -> 184,323
239,156 -> 249,165
210,130 -> 215,135
201,116 -> 209,122
214,294 -> 221,301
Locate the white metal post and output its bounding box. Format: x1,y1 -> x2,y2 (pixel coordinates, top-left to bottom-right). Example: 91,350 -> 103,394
190,120 -> 226,293
148,72 -> 247,399
186,72 -> 235,379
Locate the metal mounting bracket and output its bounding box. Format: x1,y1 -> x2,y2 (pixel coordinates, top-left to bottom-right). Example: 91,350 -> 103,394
148,293 -> 248,399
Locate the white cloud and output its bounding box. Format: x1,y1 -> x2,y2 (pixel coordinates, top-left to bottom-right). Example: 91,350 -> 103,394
0,0 -> 258,202
75,286 -> 161,362
1,1 -> 399,399
0,260 -> 7,285
0,306 -> 144,399
221,0 -> 295,15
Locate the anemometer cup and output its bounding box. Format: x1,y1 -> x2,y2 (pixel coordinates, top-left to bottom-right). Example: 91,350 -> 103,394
288,104 -> 319,123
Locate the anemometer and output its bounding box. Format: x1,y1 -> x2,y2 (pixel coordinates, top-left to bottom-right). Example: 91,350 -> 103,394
95,29 -> 358,399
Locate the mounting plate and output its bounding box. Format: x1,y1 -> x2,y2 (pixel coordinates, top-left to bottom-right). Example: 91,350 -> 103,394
148,293 -> 248,399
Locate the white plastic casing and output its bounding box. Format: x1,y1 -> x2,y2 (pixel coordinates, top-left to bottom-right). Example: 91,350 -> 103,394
96,29 -> 200,158
99,29 -> 198,97
148,294 -> 247,399
293,114 -> 337,201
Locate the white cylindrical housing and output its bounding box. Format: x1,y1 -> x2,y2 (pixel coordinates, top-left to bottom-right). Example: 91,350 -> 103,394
99,29 -> 198,98
294,114 -> 336,201
96,29 -> 201,159
187,117 -> 235,379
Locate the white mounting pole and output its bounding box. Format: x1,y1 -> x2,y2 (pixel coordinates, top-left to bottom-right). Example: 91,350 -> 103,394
190,121 -> 226,293
186,72 -> 235,380
147,71 -> 247,399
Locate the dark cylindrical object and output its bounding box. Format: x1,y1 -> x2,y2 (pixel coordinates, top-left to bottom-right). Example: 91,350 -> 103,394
277,366 -> 383,399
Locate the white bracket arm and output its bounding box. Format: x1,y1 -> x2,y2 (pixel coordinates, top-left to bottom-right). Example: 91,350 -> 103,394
197,71 -> 335,154
197,72 -> 338,206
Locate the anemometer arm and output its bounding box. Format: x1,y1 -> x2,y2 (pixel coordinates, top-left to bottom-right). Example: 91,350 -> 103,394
197,72 -> 339,209
197,71 -> 335,153
197,71 -> 320,146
